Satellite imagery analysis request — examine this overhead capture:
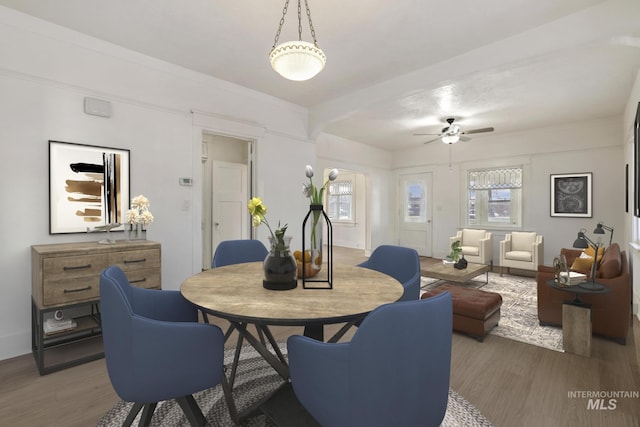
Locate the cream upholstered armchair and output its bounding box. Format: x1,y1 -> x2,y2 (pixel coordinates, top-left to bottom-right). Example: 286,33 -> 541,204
499,232 -> 543,276
449,229 -> 493,266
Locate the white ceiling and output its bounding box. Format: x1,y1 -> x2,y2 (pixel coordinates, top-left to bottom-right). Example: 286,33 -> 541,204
2,0 -> 640,151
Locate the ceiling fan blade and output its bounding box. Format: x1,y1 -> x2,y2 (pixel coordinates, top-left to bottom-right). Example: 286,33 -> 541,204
462,127 -> 494,135
423,136 -> 442,144
459,135 -> 471,142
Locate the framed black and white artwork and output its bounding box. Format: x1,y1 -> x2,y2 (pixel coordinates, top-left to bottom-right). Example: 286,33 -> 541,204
49,140 -> 130,234
550,172 -> 592,218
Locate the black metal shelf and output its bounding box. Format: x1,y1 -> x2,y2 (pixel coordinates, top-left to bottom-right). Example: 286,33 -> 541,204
31,298 -> 104,375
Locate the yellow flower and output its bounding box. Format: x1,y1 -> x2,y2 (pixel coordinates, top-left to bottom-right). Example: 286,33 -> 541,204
248,197 -> 266,217
248,197 -> 288,251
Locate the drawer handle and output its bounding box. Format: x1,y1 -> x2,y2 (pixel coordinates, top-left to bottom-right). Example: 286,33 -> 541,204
130,278 -> 147,284
124,258 -> 147,264
64,285 -> 92,293
63,264 -> 92,271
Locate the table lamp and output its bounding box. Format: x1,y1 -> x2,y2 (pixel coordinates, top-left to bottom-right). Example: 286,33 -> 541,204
593,222 -> 614,247
572,229 -> 604,290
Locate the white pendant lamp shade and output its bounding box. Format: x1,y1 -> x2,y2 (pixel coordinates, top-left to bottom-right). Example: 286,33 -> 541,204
270,41 -> 326,81
270,0 -> 325,81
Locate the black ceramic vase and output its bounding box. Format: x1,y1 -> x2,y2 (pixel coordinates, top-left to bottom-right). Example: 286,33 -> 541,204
454,256 -> 468,270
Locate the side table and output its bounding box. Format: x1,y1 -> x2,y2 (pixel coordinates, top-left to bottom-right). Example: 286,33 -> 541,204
546,279 -> 609,357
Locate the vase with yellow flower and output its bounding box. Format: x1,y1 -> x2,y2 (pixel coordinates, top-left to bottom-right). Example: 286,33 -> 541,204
248,197 -> 297,290
301,166 -> 338,289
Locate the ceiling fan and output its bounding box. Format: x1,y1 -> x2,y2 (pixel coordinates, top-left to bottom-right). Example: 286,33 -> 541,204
414,118 -> 494,145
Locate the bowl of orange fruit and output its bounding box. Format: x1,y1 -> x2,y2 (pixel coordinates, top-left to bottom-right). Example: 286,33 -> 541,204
294,249 -> 321,278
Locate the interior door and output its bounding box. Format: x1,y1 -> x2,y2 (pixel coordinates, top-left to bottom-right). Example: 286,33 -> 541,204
211,160 -> 248,255
398,172 -> 432,256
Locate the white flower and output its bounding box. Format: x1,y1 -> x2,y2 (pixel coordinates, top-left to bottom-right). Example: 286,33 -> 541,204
131,195 -> 149,209
302,183 -> 313,198
303,166 -> 339,205
139,210 -> 154,225
126,209 -> 139,224
126,194 -> 154,225
305,165 -> 314,179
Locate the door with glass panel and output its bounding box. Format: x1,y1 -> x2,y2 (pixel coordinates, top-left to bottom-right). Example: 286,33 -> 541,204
398,172 -> 432,256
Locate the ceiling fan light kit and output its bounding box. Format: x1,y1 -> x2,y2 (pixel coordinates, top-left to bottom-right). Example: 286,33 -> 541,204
269,0 -> 326,81
414,117 -> 494,145
442,134 -> 460,144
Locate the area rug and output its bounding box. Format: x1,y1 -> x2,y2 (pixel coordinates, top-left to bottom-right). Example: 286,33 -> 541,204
96,346 -> 493,427
421,272 -> 564,352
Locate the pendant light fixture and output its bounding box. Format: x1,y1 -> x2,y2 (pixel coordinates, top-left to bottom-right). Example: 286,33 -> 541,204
269,0 -> 326,81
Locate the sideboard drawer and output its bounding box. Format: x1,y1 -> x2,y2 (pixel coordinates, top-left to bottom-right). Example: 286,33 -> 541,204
42,255 -> 108,281
42,275 -> 100,306
109,249 -> 160,272
126,268 -> 161,289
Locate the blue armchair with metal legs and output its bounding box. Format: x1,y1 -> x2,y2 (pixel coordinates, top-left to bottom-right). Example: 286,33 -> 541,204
212,239 -> 268,268
357,244 -> 421,301
287,292 -> 453,427
100,266 -> 226,427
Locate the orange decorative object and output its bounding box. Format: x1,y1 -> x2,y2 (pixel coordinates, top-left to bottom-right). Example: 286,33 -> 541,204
297,261 -> 320,279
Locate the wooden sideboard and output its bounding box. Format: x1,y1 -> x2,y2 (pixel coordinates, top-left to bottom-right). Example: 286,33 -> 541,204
31,240 -> 161,374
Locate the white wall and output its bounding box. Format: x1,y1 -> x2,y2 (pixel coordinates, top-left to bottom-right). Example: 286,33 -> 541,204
0,7 -> 314,360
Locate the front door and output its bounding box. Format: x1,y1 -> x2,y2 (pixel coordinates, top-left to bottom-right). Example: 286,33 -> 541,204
398,172 -> 432,256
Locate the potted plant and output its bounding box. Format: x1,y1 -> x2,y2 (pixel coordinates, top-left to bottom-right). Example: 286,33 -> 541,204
448,240 -> 462,261
443,240 -> 462,267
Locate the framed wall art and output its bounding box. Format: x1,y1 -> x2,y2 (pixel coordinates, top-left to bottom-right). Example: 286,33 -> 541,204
626,163 -> 629,213
550,172 -> 592,217
634,102 -> 640,217
49,140 -> 130,234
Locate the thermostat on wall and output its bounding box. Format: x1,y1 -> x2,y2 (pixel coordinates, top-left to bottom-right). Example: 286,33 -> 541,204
84,97 -> 112,117
179,177 -> 193,186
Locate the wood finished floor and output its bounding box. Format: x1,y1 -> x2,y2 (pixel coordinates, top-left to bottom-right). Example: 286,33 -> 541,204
1,247 -> 638,427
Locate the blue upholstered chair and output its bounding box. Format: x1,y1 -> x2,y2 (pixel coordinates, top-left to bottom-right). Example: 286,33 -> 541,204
357,244 -> 421,301
287,292 -> 453,427
100,266 -> 225,427
212,239 -> 268,268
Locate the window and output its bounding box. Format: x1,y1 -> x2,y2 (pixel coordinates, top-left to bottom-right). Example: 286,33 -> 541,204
328,180 -> 353,221
467,167 -> 522,228
405,182 -> 426,223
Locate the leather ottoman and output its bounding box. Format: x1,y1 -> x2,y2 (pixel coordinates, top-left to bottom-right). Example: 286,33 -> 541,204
421,284 -> 502,341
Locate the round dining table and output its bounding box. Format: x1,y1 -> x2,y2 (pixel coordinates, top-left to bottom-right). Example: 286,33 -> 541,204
181,262 -> 402,327
180,261 -> 403,422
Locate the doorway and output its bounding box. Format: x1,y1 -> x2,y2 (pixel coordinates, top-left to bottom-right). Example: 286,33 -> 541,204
397,172 -> 433,256
201,133 -> 253,269
326,169 -> 368,251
